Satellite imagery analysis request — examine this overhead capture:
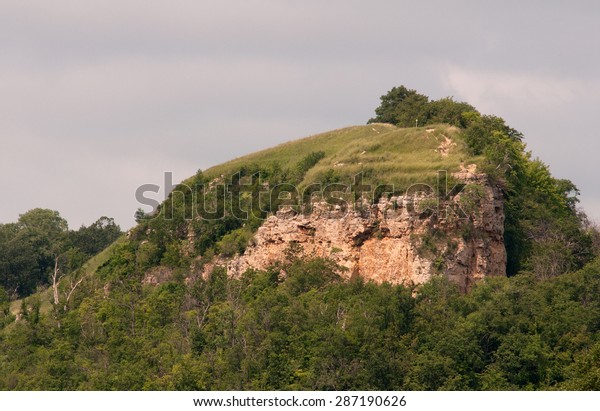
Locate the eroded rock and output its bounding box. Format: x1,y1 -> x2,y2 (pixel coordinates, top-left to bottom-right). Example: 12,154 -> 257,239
218,170 -> 506,291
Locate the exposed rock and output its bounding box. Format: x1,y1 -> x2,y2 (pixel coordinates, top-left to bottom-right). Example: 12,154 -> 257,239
220,169 -> 506,291
436,135 -> 457,157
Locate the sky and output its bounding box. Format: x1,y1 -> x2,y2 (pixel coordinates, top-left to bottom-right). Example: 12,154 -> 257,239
1,0 -> 600,229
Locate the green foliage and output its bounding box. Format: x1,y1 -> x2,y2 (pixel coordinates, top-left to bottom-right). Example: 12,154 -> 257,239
1,257 -> 598,390
69,217 -> 121,257
455,111 -> 573,274
368,87 -> 594,278
368,85 -> 418,125
282,257 -> 342,296
0,286 -> 15,328
390,92 -> 430,128
368,86 -> 475,128
427,98 -> 476,128
0,223 -> 38,297
461,112 -> 523,156
463,112 -> 595,276
136,242 -> 162,271
0,210 -> 122,300
216,228 -> 254,258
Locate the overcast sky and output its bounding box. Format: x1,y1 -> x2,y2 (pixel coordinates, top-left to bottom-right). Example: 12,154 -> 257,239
1,0 -> 599,229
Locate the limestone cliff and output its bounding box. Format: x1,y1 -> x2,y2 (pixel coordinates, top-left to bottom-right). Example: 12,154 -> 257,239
221,166 -> 506,291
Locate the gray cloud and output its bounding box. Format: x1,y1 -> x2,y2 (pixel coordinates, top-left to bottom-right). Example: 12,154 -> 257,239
1,0 -> 599,228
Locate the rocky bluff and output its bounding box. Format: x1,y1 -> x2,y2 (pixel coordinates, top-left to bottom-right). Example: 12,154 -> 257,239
213,165 -> 506,292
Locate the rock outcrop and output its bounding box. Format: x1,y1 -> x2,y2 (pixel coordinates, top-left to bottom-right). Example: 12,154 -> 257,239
221,167 -> 506,291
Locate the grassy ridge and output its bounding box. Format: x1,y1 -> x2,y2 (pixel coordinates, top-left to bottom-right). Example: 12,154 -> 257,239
200,123 -> 482,190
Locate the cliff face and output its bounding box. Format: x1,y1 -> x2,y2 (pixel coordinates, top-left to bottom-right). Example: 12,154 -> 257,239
223,166 -> 506,291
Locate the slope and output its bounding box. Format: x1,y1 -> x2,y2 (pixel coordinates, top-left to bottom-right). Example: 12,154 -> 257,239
198,123 -> 482,190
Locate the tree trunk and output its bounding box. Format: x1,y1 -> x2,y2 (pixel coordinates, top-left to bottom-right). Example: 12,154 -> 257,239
52,257 -> 60,306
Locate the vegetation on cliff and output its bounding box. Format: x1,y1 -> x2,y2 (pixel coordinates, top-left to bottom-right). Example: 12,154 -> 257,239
0,86 -> 598,390
370,86 -> 595,277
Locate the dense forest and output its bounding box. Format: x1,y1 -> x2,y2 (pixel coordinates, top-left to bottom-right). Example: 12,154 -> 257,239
1,86 -> 599,390
1,256 -> 599,390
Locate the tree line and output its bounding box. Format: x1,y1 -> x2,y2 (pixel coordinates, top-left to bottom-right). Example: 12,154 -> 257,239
0,209 -> 121,299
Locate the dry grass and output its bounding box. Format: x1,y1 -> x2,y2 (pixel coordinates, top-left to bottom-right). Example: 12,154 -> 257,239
201,123 -> 482,192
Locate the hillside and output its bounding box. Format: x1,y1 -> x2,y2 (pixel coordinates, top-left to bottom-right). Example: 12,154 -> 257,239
1,87 -> 598,391
200,123 -> 481,190
135,123 -> 501,291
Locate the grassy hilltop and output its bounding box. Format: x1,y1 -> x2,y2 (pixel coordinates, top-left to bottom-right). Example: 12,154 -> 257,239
1,87 -> 598,390
200,123 -> 480,190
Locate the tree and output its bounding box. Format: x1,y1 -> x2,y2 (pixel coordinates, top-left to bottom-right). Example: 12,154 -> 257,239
18,208 -> 69,282
392,92 -> 430,127
426,97 -> 475,128
0,223 -> 38,297
0,209 -> 69,298
134,208 -> 147,223
368,86 -> 478,128
69,216 -> 121,257
461,112 -> 523,156
368,86 -> 429,126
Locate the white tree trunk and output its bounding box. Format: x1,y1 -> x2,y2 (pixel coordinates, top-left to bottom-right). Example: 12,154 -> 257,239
52,257 -> 60,306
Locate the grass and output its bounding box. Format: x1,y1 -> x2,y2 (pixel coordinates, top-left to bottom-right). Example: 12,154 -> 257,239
9,288 -> 52,318
198,123 -> 482,193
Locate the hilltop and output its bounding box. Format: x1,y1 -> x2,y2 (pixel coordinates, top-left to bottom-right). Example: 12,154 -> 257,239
200,123 -> 481,190
1,86 -> 598,391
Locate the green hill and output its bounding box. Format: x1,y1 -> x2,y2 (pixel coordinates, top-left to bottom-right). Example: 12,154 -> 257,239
198,123 -> 481,190
125,122 -> 487,281
1,87 -> 598,391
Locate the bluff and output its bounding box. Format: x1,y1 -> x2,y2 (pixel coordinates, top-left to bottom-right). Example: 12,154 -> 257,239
183,124 -> 508,291
217,165 -> 506,291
